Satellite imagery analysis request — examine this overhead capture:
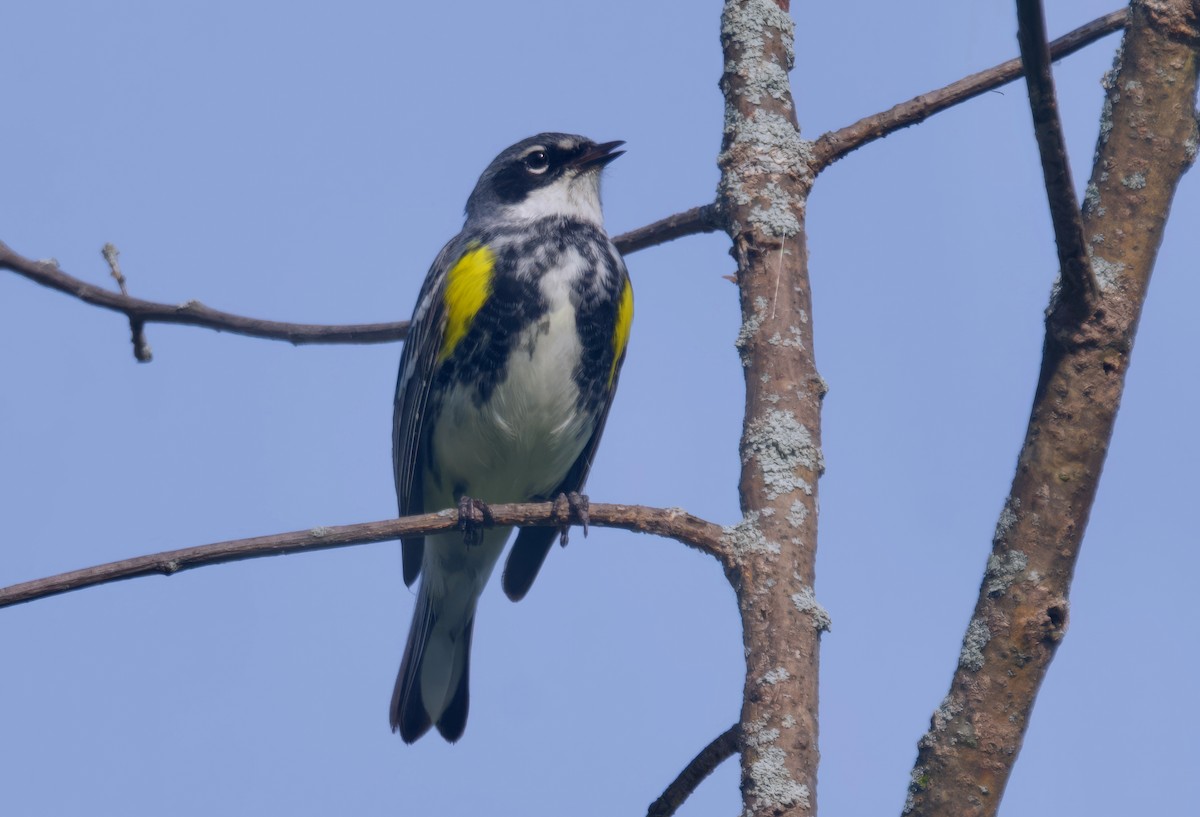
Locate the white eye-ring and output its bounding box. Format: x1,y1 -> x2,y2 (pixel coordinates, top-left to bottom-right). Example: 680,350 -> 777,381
523,149 -> 549,174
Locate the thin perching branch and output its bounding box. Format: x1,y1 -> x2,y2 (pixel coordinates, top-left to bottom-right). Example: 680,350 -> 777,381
646,725 -> 740,817
1015,0 -> 1100,302
810,8 -> 1128,170
0,502 -> 728,610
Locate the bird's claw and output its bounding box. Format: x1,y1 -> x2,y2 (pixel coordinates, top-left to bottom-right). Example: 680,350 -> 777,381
457,496 -> 494,545
552,491 -> 590,547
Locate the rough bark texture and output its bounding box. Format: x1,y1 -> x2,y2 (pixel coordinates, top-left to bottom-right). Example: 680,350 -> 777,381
717,2 -> 827,814
904,3 -> 1199,815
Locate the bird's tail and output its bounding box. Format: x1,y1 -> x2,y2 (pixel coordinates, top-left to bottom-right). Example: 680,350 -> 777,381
390,580 -> 475,743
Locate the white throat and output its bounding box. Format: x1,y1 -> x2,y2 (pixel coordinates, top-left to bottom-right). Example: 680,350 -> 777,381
505,173 -> 605,226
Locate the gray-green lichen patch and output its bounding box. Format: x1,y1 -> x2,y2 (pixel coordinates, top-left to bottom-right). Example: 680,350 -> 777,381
767,324 -> 805,350
903,765 -> 931,815
735,295 -> 769,366
1083,181 -> 1105,217
722,511 -> 780,558
1090,254 -> 1125,291
930,693 -> 963,734
721,0 -> 796,71
309,526 -> 332,538
1121,171 -> 1147,189
985,549 -> 1028,597
722,110 -> 813,176
992,497 -> 1019,545
1094,41 -> 1124,164
749,181 -> 802,237
742,715 -> 811,813
959,617 -> 991,672
736,58 -> 793,108
760,667 -> 791,685
742,409 -> 824,500
717,108 -> 813,237
787,499 -> 808,528
791,584 -> 832,632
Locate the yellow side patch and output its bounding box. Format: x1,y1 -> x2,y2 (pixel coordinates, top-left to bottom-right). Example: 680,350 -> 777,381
608,277 -> 634,387
438,243 -> 496,362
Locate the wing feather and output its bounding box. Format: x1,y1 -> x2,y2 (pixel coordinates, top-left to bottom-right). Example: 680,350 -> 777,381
393,235 -> 469,586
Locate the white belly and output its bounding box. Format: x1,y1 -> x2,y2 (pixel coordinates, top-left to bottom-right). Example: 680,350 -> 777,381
426,301 -> 594,510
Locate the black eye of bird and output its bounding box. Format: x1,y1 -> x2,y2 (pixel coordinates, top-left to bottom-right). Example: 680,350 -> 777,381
523,150 -> 549,174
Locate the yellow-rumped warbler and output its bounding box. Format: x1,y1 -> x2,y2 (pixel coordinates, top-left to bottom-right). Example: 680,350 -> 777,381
390,133 -> 632,742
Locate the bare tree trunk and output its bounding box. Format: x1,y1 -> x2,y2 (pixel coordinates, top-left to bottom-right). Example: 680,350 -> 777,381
718,1 -> 827,814
905,2 -> 1199,815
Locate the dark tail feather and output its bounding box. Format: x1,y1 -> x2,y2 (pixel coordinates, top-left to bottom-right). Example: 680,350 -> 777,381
502,526 -> 557,601
400,535 -> 424,587
434,618 -> 473,742
391,585 -> 476,743
391,584 -> 434,743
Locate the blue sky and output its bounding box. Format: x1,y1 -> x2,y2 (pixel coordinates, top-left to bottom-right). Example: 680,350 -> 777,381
2,2 -> 1196,815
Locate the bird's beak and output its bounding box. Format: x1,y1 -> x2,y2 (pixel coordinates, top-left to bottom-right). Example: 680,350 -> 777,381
572,140 -> 626,171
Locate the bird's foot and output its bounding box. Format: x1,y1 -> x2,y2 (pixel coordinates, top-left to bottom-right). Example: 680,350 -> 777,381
551,491 -> 590,547
457,495 -> 494,546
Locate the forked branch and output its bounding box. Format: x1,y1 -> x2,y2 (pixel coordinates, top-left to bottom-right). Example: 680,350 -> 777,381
1016,0 -> 1100,302
903,3 -> 1200,815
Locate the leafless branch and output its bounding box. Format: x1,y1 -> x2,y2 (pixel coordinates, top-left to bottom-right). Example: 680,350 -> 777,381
811,8 -> 1128,170
0,240 -> 409,345
904,3 -> 1200,815
0,205 -> 724,354
1,12 -> 1130,362
613,204 -> 722,254
1016,0 -> 1100,302
646,725 -> 740,817
0,502 -> 727,610
101,242 -> 154,361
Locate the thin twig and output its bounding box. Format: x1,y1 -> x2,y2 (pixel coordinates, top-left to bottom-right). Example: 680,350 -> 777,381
0,502 -> 728,609
0,205 -> 720,349
101,243 -> 154,361
646,725 -> 740,817
1016,0 -> 1099,302
0,241 -> 408,344
613,204 -> 722,254
811,8 -> 1128,170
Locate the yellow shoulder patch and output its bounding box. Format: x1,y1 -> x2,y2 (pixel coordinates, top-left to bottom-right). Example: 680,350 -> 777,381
608,277 -> 634,387
438,243 -> 496,362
